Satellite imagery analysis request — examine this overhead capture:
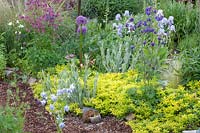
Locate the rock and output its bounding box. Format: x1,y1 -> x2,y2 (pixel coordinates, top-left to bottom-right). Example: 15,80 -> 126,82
82,107 -> 101,123
183,130 -> 200,133
125,113 -> 135,121
28,77 -> 37,85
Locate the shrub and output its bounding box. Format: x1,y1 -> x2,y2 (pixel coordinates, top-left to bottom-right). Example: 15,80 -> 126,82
81,0 -> 143,23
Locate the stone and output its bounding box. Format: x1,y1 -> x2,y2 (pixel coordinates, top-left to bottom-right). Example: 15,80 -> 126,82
82,107 -> 101,123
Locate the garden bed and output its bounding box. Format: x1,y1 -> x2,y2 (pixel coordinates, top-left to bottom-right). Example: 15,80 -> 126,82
0,79 -> 132,133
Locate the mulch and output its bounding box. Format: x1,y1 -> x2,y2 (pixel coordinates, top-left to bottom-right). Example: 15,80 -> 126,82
0,79 -> 132,133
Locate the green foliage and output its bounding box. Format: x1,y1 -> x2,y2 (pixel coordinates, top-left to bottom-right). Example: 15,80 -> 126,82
82,0 -> 143,23
0,89 -> 26,133
159,0 -> 200,42
0,33 -> 6,76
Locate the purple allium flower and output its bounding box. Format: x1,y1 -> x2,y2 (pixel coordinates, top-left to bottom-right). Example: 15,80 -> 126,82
41,100 -> 46,106
59,122 -> 65,129
129,17 -> 134,22
76,15 -> 87,25
151,42 -> 155,47
77,26 -> 87,34
51,94 -> 57,102
145,7 -> 152,16
64,105 -> 70,112
123,10 -> 130,17
50,104 -> 54,110
115,14 -> 121,21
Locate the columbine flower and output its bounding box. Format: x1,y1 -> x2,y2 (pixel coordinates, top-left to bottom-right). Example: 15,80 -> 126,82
169,25 -> 175,32
112,23 -> 118,28
168,16 -> 174,25
115,14 -> 121,21
129,17 -> 134,22
59,122 -> 65,129
161,17 -> 168,25
57,89 -> 63,96
123,10 -> 130,17
77,26 -> 87,34
51,94 -> 57,102
8,22 -> 13,26
16,20 -> 19,24
18,24 -> 24,28
49,104 -> 54,110
40,91 -> 47,99
41,100 -> 46,106
70,84 -> 75,90
145,7 -> 152,16
64,105 -> 70,112
155,9 -> 164,21
158,28 -> 167,36
76,15 -> 87,25
151,42 -> 155,47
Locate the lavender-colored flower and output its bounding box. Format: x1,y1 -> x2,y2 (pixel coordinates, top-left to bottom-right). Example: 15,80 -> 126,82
147,18 -> 151,22
77,26 -> 87,34
59,122 -> 65,129
123,10 -> 130,17
143,21 -> 147,26
161,17 -> 168,25
168,16 -> 174,25
169,25 -> 175,32
51,94 -> 57,102
130,45 -> 135,50
115,14 -> 121,21
155,16 -> 164,21
129,17 -> 134,22
143,41 -> 146,45
158,28 -> 166,36
64,105 -> 70,112
40,92 -> 47,99
117,28 -> 123,37
145,7 -> 152,16
155,9 -> 164,21
57,89 -> 63,96
41,100 -> 46,106
136,21 -> 143,28
158,36 -> 162,41
143,27 -> 155,33
76,15 -> 87,25
50,104 -> 54,110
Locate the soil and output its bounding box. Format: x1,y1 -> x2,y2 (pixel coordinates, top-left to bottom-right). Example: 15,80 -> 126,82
0,79 -> 132,133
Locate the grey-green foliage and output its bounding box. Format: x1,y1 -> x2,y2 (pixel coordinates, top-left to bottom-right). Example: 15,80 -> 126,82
0,33 -> 6,76
82,0 -> 143,22
0,89 -> 26,133
98,42 -> 137,73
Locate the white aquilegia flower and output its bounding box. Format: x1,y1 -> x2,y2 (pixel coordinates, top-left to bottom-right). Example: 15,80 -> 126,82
64,105 -> 70,112
18,24 -> 24,28
156,9 -> 164,17
57,89 -> 63,96
123,10 -> 130,17
8,22 -> 13,26
115,14 -> 121,21
41,100 -> 46,106
50,94 -> 57,102
169,25 -> 175,32
168,16 -> 174,25
16,20 -> 19,24
49,104 -> 54,111
112,23 -> 118,29
59,122 -> 65,129
161,17 -> 168,25
158,28 -> 167,36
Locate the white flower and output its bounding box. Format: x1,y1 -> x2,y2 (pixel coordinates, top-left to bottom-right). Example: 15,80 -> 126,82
64,105 -> 70,112
156,9 -> 164,17
18,24 -> 24,28
115,14 -> 121,21
15,31 -> 18,34
59,122 -> 65,129
169,25 -> 175,32
168,16 -> 174,25
41,100 -> 46,106
8,22 -> 13,26
50,94 -> 57,102
16,20 -> 19,24
57,89 -> 63,96
123,10 -> 130,17
158,28 -> 167,36
161,17 -> 168,25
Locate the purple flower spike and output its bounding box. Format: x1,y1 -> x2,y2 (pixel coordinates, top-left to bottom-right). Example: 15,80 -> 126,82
145,7 -> 152,16
77,26 -> 87,34
151,42 -> 155,47
129,17 -> 134,22
76,15 -> 87,25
